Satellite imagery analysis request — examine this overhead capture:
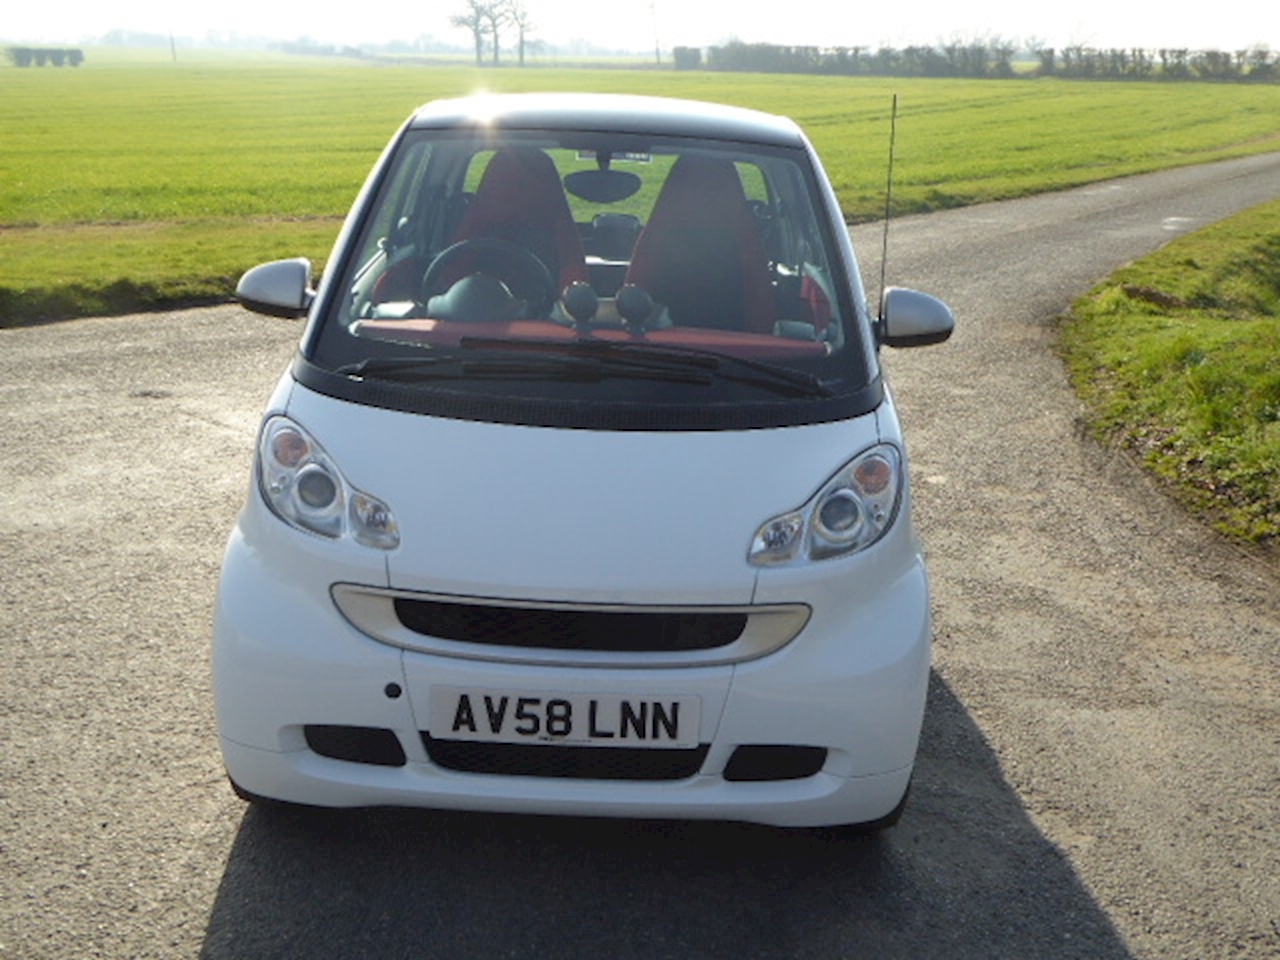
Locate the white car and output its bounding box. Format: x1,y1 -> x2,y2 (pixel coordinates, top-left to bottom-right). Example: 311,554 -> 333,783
215,93 -> 953,829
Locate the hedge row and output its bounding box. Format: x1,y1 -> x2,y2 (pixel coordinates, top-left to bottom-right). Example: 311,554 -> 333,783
7,47 -> 85,67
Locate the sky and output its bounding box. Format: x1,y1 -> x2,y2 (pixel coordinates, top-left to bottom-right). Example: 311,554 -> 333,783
4,0 -> 1276,54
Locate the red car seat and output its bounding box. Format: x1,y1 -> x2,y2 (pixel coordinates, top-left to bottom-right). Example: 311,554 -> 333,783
624,155 -> 776,334
446,145 -> 590,297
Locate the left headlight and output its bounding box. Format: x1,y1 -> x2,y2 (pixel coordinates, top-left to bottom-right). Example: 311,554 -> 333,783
749,444 -> 902,567
257,415 -> 400,550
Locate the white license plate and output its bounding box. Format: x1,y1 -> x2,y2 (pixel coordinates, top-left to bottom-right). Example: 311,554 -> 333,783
430,686 -> 701,749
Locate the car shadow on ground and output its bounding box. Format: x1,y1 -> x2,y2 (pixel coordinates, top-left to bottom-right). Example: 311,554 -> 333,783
200,672 -> 1133,960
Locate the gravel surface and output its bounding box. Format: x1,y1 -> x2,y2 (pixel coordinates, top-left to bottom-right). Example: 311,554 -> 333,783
2,153 -> 1279,959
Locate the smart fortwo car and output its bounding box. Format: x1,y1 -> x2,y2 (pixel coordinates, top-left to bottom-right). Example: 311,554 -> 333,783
214,93 -> 953,829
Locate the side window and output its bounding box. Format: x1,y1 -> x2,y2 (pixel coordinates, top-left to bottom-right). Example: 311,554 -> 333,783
463,150 -> 495,194
734,160 -> 779,261
352,144 -> 431,270
735,161 -> 768,205
341,141 -> 438,319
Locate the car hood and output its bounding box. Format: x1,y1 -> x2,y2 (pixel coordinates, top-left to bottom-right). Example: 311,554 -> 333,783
285,387 -> 883,605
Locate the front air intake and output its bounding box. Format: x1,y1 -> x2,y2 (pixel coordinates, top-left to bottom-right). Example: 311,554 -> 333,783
723,745 -> 827,782
423,734 -> 709,780
304,725 -> 407,767
395,598 -> 747,652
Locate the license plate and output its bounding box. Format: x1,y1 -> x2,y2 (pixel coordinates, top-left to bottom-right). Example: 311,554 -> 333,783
430,686 -> 701,749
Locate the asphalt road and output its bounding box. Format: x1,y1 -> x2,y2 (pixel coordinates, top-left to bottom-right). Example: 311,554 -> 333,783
2,153 -> 1279,959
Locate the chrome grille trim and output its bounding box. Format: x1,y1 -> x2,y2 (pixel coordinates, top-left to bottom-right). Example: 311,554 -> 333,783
331,584 -> 810,668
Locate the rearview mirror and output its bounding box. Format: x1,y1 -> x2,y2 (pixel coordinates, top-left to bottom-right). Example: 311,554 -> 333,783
878,287 -> 954,348
236,258 -> 314,319
564,169 -> 643,203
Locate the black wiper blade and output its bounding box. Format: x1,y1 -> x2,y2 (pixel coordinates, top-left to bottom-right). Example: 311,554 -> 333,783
459,336 -> 835,399
705,352 -> 834,399
337,353 -> 592,383
459,336 -> 720,370
334,355 -> 461,378
334,351 -> 713,386
459,356 -> 714,386
338,339 -> 832,397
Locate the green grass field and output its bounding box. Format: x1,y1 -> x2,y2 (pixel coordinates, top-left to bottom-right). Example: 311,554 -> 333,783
2,51 -> 1280,322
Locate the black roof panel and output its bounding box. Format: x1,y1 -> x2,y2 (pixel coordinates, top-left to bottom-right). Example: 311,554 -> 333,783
408,93 -> 805,148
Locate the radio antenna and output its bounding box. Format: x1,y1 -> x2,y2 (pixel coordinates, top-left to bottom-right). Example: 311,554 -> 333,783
877,94 -> 899,320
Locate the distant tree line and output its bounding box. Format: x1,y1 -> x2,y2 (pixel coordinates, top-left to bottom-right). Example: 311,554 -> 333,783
6,47 -> 85,67
277,40 -> 367,59
678,40 -> 1278,83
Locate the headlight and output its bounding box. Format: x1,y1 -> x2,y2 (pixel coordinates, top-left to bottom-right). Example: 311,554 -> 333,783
257,416 -> 400,550
749,444 -> 902,566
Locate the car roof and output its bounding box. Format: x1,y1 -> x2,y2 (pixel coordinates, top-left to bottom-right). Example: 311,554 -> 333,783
407,93 -> 806,148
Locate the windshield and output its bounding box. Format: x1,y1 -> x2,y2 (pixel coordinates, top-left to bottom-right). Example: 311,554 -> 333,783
305,126 -> 880,430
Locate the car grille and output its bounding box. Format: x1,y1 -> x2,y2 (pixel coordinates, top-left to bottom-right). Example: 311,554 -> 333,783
395,598 -> 747,653
422,734 -> 709,780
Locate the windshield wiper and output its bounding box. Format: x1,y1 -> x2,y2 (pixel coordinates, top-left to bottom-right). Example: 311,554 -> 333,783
335,338 -> 835,399
458,336 -> 836,399
334,352 -> 714,386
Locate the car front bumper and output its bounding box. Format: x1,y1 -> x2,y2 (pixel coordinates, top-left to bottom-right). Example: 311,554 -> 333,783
212,499 -> 931,829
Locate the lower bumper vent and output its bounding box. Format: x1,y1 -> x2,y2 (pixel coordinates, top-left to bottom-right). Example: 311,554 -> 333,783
423,734 -> 709,781
723,745 -> 827,782
305,725 -> 407,767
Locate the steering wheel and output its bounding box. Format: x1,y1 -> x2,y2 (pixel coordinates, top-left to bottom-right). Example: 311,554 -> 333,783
421,238 -> 558,318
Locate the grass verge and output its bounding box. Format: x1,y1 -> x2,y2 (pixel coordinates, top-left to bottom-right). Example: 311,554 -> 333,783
0,218 -> 342,324
1057,199 -> 1280,547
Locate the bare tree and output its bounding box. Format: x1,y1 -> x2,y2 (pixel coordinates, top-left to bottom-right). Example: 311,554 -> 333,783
504,0 -> 535,66
451,0 -> 489,66
481,0 -> 510,64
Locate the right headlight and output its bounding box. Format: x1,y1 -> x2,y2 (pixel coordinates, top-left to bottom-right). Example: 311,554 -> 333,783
749,444 -> 902,567
256,415 -> 400,550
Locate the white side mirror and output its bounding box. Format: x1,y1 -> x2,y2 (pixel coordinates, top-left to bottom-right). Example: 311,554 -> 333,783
879,287 -> 954,348
236,258 -> 314,319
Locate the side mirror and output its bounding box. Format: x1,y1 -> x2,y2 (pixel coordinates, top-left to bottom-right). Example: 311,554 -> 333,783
878,287 -> 954,348
236,258 -> 314,319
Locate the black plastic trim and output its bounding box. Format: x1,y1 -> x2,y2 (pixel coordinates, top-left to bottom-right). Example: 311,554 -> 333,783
723,745 -> 828,782
407,94 -> 806,148
304,725 -> 407,767
293,355 -> 884,432
394,598 -> 748,652
423,735 -> 709,780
